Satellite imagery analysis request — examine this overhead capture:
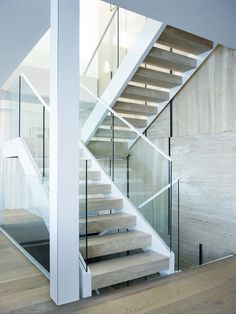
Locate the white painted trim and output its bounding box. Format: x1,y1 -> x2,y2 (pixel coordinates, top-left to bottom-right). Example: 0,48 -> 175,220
80,141 -> 173,271
81,18 -> 166,144
79,253 -> 92,298
20,73 -> 50,112
138,178 -> 179,210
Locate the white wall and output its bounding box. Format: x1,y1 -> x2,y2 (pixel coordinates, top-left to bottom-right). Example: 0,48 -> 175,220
0,0 -> 50,87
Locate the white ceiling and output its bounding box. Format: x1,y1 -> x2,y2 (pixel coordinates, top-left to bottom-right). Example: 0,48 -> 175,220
103,0 -> 236,49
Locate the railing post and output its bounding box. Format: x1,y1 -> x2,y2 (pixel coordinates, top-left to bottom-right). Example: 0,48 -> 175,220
85,160 -> 88,272
127,154 -> 130,198
18,75 -> 21,137
168,161 -> 173,251
117,7 -> 120,69
111,113 -> 115,181
42,106 -> 46,181
177,179 -> 180,270
199,243 -> 203,265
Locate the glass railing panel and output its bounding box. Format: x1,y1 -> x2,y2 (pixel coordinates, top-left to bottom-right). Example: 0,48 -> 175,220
43,109 -> 50,184
83,9 -> 118,97
79,157 -> 89,272
82,6 -> 146,98
4,78 -> 20,140
20,77 -> 45,176
80,84 -> 171,210
139,188 -> 171,250
119,8 -> 146,62
79,84 -> 97,131
0,172 -> 49,273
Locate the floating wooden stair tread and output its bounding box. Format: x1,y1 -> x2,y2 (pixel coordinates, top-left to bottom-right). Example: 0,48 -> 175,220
158,25 -> 213,55
88,140 -> 129,158
79,183 -> 111,195
145,47 -> 197,72
90,251 -> 169,290
94,128 -> 137,140
80,196 -> 123,211
115,101 -> 158,116
79,170 -> 101,180
80,230 -> 151,258
132,67 -> 183,88
102,116 -> 147,129
80,159 -> 92,168
122,85 -> 169,103
80,213 -> 136,234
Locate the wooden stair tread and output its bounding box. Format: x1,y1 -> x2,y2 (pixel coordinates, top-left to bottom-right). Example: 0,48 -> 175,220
115,101 -> 158,116
102,116 -> 147,129
80,196 -> 123,211
94,128 -> 137,140
90,251 -> 169,289
79,183 -> 111,195
122,85 -> 169,103
158,25 -> 213,55
80,230 -> 151,258
132,67 -> 182,88
145,47 -> 197,72
79,170 -> 101,180
80,213 -> 136,233
88,140 -> 129,158
90,251 -> 168,275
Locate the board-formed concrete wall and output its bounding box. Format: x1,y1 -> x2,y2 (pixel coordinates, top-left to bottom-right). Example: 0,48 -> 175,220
147,45 -> 236,268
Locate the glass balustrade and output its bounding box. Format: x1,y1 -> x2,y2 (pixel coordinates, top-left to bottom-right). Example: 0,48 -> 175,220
79,84 -> 179,258
0,172 -> 49,274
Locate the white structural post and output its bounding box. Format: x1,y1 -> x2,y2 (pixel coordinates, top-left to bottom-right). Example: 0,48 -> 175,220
50,0 -> 80,305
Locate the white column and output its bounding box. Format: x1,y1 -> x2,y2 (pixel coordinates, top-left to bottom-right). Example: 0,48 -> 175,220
50,0 -> 80,305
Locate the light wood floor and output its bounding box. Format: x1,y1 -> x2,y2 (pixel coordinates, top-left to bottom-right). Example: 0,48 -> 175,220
1,231 -> 236,313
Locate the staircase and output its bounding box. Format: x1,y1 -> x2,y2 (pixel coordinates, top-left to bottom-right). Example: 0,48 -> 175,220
2,19 -> 214,299
80,24 -> 214,292
84,25 -> 214,148
79,157 -> 169,290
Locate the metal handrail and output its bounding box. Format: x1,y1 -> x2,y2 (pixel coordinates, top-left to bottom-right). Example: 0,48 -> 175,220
80,83 -> 172,162
83,6 -> 119,76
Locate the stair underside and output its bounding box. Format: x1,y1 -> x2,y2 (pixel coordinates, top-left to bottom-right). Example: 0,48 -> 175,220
122,85 -> 169,103
145,47 -> 197,72
115,101 -> 157,116
158,25 -> 213,55
90,251 -> 169,290
102,116 -> 147,129
94,128 -> 137,140
80,213 -> 136,234
132,67 -> 183,88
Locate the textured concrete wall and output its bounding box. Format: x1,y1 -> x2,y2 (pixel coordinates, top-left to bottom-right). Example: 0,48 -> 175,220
148,45 -> 236,269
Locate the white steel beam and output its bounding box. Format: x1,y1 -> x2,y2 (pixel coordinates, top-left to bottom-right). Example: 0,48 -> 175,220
50,0 -> 80,305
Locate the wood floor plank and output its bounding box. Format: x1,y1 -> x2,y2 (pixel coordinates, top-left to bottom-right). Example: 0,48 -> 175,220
0,231 -> 236,314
